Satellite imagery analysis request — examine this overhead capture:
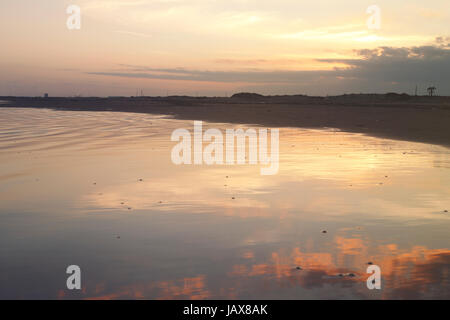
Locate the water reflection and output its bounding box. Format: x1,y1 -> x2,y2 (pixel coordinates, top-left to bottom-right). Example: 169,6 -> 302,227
0,107 -> 449,299
64,240 -> 450,299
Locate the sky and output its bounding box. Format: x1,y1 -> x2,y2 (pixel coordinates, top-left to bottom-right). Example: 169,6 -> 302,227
0,0 -> 449,96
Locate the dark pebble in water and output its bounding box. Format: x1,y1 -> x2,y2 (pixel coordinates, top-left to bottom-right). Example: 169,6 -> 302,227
338,273 -> 355,278
367,262 -> 373,265
138,179 -> 143,181
121,202 -> 124,205
444,210 -> 448,213
322,230 -> 327,233
296,266 -> 302,270
127,207 -> 132,210
232,197 -> 235,200
116,236 -> 120,239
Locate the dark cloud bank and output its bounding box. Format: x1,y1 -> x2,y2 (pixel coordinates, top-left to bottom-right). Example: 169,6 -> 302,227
88,40 -> 450,95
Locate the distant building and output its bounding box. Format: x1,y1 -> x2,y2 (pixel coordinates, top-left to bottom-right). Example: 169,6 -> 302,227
44,93 -> 49,98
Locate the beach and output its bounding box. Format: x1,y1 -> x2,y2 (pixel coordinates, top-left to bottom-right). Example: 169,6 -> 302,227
2,94 -> 450,147
0,105 -> 449,299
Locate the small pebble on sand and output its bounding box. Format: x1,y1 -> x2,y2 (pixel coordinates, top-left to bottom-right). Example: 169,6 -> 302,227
322,230 -> 327,233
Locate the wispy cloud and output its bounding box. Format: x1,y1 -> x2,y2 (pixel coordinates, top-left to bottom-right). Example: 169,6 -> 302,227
279,24 -> 366,40
87,41 -> 450,94
114,30 -> 153,38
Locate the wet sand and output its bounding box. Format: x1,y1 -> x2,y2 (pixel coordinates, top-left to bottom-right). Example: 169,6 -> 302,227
1,94 -> 450,147
1,107 -> 449,299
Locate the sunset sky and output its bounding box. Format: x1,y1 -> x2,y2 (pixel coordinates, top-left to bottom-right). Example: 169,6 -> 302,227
1,0 -> 449,96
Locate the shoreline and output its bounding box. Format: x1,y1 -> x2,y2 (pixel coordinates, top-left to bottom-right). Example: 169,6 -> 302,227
1,95 -> 450,147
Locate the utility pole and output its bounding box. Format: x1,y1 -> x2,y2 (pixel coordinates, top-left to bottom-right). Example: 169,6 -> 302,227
427,86 -> 436,97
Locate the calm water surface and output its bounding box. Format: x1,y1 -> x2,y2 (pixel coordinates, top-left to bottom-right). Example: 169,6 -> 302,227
0,107 -> 449,299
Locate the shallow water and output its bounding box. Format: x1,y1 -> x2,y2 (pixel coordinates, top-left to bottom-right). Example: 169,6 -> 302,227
0,107 -> 449,299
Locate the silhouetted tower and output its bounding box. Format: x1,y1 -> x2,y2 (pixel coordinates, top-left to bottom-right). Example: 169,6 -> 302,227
427,86 -> 436,96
